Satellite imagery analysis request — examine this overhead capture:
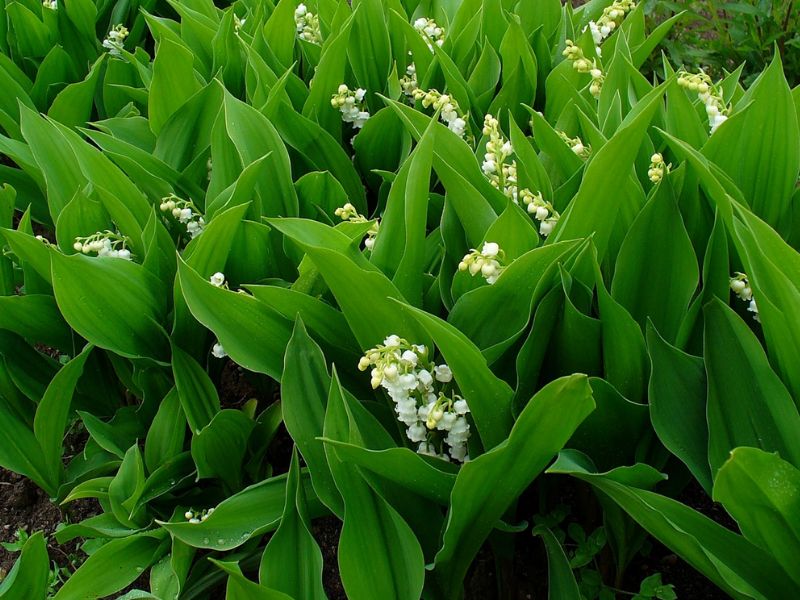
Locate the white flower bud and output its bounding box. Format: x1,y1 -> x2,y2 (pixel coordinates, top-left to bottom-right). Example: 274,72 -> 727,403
209,272 -> 226,287
434,365 -> 452,383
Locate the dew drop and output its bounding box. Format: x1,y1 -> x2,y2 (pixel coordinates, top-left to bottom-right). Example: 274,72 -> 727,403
202,537 -> 210,545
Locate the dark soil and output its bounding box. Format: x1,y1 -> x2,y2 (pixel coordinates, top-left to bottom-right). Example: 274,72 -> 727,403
312,516 -> 346,600
218,359 -> 262,409
0,468 -> 100,582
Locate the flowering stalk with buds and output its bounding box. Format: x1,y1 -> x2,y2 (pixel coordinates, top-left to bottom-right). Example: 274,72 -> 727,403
585,0 -> 636,49
559,131 -> 591,159
334,203 -> 379,250
73,231 -> 132,260
562,40 -> 605,98
412,17 -> 446,51
160,194 -> 206,239
678,70 -> 729,134
730,272 -> 760,322
359,335 -> 470,461
648,153 -> 670,183
331,85 -> 370,129
294,3 -> 321,44
459,242 -> 504,284
410,89 -> 468,138
103,25 -> 129,56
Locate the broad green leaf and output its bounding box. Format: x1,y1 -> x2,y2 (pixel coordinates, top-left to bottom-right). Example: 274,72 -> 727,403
611,178 -> 698,343
177,258 -> 293,380
551,81 -> 667,262
268,217 -> 429,349
281,318 -> 343,517
647,322 -> 711,493
0,294 -> 72,352
258,448 -> 325,599
0,532 -> 48,599
448,240 -> 579,360
171,343 -> 220,434
370,118 -> 434,307
549,451 -> 800,600
144,388 -> 186,473
704,299 -> 800,475
714,447 -> 800,586
191,409 -> 254,491
149,38 -> 202,134
397,302 -> 514,450
53,533 -> 166,600
320,441 -> 457,505
432,375 -> 594,597
703,54 -> 799,231
33,344 -> 92,487
158,472 -> 326,551
324,371 -> 425,600
533,527 -> 582,600
51,252 -> 169,361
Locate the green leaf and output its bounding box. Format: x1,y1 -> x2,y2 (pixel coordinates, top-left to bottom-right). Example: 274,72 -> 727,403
397,302 -> 514,450
33,344 -> 92,488
611,178 -> 698,343
533,527 -> 582,600
551,81 -> 667,262
53,533 -> 166,600
281,318 -> 343,517
171,342 -> 220,434
370,118 -> 434,307
259,448 -> 326,599
144,388 -> 186,473
646,323 -> 711,493
268,217 -> 429,349
51,251 -> 169,361
703,299 -> 800,475
549,451 -> 800,600
0,532 -> 49,599
432,375 -> 594,598
149,38 -> 202,135
324,370 -> 425,600
191,409 -> 254,491
0,294 -> 73,352
714,447 -> 800,587
177,258 -> 293,380
157,472 -> 326,551
703,53 -> 799,231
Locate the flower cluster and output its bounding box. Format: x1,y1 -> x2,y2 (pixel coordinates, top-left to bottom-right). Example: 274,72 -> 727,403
648,153 -> 670,183
677,70 -> 728,134
458,242 -> 504,284
42,0 -> 57,10
586,0 -> 636,48
73,231 -> 131,260
294,4 -> 321,44
331,85 -> 370,129
730,272 -> 759,322
334,203 -> 379,250
481,114 -> 517,198
184,508 -> 214,524
160,194 -> 205,239
400,63 -> 418,97
359,335 -> 470,461
413,17 -> 446,50
410,89 -> 467,138
102,25 -> 129,56
522,191 -> 560,237
559,131 -> 591,159
562,41 -> 604,98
